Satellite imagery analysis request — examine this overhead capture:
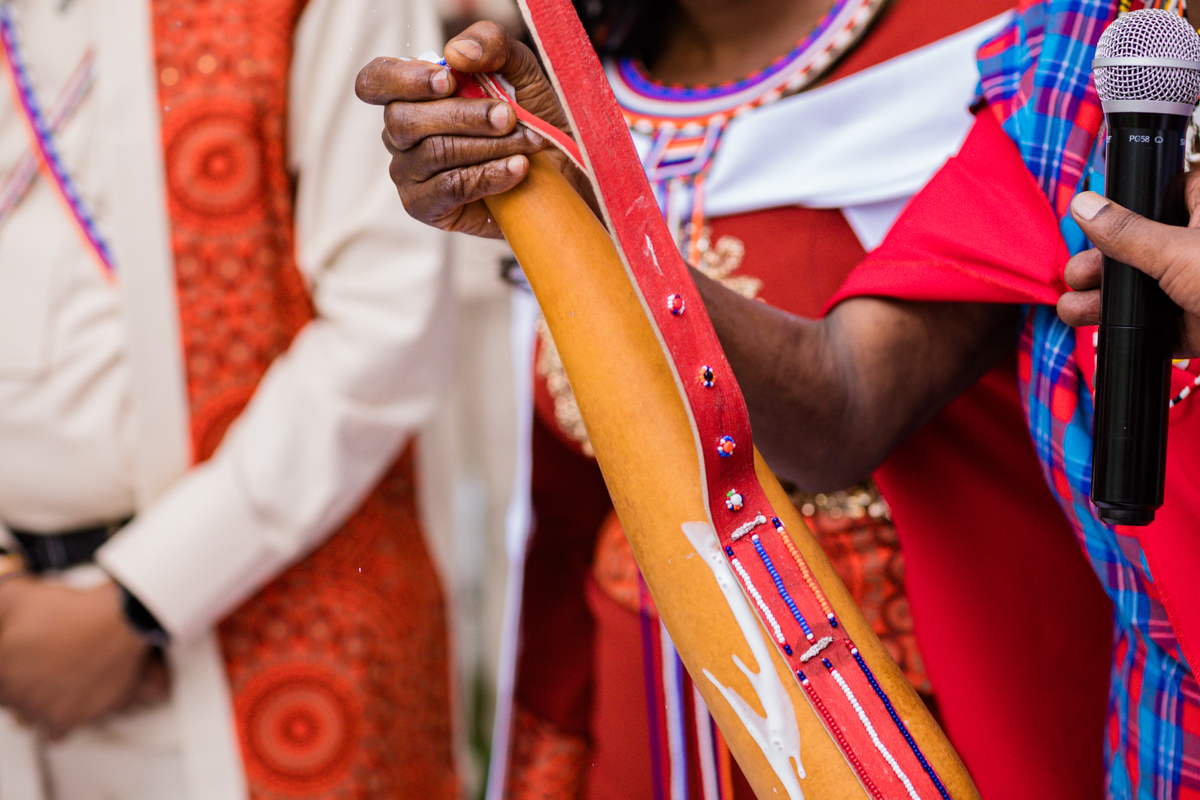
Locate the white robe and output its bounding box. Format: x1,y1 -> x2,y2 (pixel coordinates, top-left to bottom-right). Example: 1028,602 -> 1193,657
0,0 -> 449,796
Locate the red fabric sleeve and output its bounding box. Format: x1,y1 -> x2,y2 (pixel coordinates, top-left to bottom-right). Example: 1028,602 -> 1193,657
824,109 -> 1070,312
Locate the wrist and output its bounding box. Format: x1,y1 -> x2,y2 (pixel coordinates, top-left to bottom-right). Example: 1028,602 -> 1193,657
117,583 -> 170,647
0,552 -> 26,591
0,562 -> 29,618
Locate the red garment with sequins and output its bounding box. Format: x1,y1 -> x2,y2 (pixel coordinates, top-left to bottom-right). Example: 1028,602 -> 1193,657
150,2 -> 456,796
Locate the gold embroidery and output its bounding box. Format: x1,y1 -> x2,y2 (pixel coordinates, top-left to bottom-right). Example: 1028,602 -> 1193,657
535,316 -> 595,457
692,226 -> 761,300
783,480 -> 891,521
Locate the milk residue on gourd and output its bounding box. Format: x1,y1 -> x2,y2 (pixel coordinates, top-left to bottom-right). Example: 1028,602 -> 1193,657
681,521 -> 806,799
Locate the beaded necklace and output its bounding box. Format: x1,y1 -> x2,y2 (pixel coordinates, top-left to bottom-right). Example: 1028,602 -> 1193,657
1120,0 -> 1186,14
537,0 -> 889,466
610,0 -> 888,265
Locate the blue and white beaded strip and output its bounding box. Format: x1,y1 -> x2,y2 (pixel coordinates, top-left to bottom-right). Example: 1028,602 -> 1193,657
848,644 -> 951,800
725,545 -> 791,654
822,657 -> 923,800
771,516 -> 838,627
751,534 -> 815,641
0,4 -> 114,276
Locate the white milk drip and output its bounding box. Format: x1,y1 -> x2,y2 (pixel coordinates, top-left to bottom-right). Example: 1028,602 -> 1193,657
681,521 -> 806,798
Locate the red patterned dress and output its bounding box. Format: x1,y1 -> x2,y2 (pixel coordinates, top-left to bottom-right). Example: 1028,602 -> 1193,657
153,2 -> 455,796
497,0 -> 1113,798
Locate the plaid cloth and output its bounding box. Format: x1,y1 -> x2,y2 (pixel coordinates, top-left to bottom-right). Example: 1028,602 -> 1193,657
979,2 -> 1200,797
978,0 -> 1112,217
1019,307 -> 1200,799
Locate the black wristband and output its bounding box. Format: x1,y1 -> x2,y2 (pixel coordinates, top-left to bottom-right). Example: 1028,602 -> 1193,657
119,585 -> 170,646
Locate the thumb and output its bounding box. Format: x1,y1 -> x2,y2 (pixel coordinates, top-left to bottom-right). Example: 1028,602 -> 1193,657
1070,191 -> 1192,284
445,21 -> 569,134
1071,191 -> 1200,317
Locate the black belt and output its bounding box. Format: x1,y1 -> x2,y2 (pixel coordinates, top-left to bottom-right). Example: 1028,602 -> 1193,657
8,519 -> 129,573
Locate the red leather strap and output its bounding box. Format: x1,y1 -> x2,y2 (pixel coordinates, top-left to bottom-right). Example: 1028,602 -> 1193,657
459,3 -> 954,794
452,68 -> 586,173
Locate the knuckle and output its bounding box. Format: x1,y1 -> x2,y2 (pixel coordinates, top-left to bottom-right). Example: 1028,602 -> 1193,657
1158,242 -> 1197,287
383,103 -> 418,149
397,189 -> 420,219
389,155 -> 407,189
439,168 -> 471,204
474,20 -> 507,44
354,58 -> 392,100
459,99 -> 495,130
1101,207 -> 1140,243
1055,295 -> 1078,325
512,47 -> 542,83
399,186 -> 448,229
381,128 -> 399,156
422,135 -> 454,171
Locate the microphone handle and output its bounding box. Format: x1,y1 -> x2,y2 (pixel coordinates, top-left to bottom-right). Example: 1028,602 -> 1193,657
1092,111 -> 1189,526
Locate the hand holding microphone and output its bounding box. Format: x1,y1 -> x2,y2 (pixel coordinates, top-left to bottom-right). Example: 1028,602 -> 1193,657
1078,9 -> 1200,526
1061,182 -> 1200,358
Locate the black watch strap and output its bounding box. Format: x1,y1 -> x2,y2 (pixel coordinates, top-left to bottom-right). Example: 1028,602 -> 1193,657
120,585 -> 169,646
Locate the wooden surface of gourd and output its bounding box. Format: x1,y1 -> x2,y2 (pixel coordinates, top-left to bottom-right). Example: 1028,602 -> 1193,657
486,151 -> 978,800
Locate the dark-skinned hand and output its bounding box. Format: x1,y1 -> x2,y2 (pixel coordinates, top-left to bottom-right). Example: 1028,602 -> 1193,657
0,577 -> 157,739
355,21 -> 591,239
1059,171 -> 1200,357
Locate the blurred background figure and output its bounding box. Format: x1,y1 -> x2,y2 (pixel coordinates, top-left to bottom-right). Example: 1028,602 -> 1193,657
0,0 -> 460,798
420,2 -> 523,796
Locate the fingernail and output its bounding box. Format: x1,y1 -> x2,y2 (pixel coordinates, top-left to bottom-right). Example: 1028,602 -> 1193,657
430,69 -> 450,94
490,103 -> 511,130
506,155 -> 526,175
1072,191 -> 1109,221
526,127 -> 544,147
449,38 -> 482,62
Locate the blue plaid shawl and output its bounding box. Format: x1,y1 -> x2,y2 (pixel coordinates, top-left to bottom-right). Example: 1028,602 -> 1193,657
978,3 -> 1200,796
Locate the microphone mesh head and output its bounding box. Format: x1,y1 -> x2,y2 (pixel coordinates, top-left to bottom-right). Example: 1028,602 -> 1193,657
1094,9 -> 1200,104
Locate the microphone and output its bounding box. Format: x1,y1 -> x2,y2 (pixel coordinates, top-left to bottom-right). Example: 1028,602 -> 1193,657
1090,9 -> 1200,526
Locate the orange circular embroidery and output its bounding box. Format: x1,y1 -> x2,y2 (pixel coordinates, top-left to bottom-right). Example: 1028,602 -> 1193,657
240,664 -> 361,790
151,2 -> 457,796
164,105 -> 265,228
